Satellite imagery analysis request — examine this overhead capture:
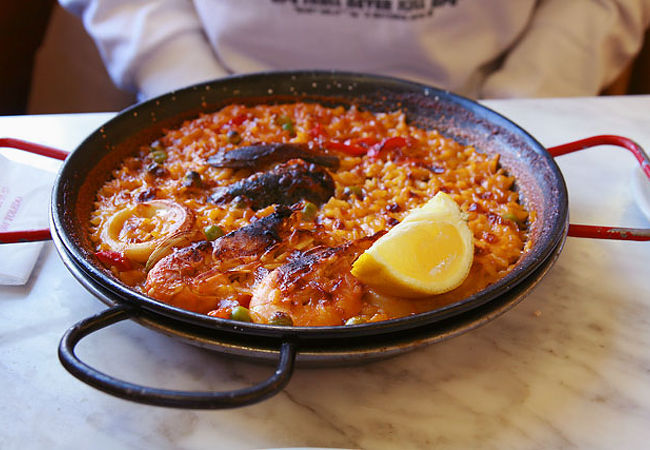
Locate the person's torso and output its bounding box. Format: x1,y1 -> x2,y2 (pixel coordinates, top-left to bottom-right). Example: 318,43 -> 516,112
193,0 -> 537,97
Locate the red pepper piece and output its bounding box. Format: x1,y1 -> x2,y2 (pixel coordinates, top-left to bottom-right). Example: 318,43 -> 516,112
95,250 -> 132,271
368,136 -> 409,158
351,137 -> 379,148
227,113 -> 249,128
309,122 -> 327,139
381,136 -> 408,151
325,140 -> 368,156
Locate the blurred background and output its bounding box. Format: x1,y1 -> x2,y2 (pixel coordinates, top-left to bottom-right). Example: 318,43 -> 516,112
2,1 -> 134,115
3,1 -> 650,116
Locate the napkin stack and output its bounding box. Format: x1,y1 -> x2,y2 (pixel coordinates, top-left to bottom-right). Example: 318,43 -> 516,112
0,154 -> 55,285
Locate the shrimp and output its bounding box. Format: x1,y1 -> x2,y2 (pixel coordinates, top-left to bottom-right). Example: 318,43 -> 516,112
249,234 -> 381,326
144,206 -> 292,313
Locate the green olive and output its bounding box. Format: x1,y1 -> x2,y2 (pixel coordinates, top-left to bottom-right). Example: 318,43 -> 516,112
282,122 -> 294,133
151,149 -> 168,164
227,130 -> 242,145
501,213 -> 523,226
268,312 -> 293,326
230,305 -> 252,322
203,224 -> 224,241
344,185 -> 364,198
301,201 -> 318,220
183,170 -> 202,188
145,162 -> 166,177
232,196 -> 248,209
345,316 -> 367,325
277,115 -> 295,135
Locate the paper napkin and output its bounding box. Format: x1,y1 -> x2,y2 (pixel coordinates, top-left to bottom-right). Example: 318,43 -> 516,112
0,154 -> 56,285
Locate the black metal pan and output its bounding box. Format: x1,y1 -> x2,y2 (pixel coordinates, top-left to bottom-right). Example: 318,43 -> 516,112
1,71 -> 648,408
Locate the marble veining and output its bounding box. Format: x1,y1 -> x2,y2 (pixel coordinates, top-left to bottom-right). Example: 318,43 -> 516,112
1,97 -> 649,450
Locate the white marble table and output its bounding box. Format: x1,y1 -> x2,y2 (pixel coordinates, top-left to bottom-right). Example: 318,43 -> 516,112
1,96 -> 649,450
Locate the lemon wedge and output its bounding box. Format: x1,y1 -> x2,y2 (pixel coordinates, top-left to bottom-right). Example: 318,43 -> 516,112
351,192 -> 474,298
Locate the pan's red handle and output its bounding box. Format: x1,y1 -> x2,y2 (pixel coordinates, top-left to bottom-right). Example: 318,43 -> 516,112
547,135 -> 650,241
0,137 -> 69,161
0,138 -> 68,244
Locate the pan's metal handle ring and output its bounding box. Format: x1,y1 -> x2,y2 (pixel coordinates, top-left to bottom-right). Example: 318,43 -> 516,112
58,305 -> 297,409
0,137 -> 68,243
548,135 -> 650,241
